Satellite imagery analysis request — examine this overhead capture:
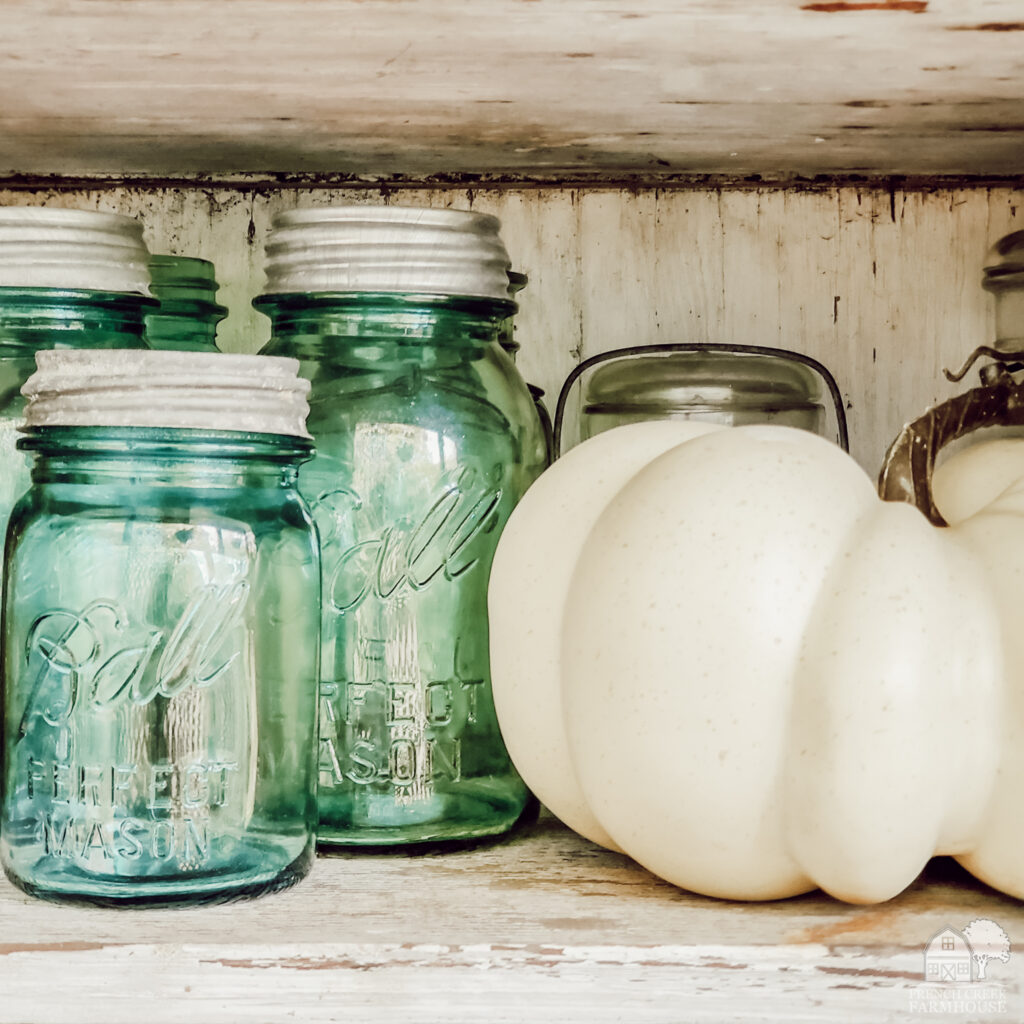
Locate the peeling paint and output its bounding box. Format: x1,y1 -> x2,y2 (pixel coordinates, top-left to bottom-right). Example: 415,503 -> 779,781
201,945 -> 804,976
801,1 -> 927,12
948,22 -> 1024,31
959,125 -> 1024,134
817,964 -> 921,981
212,955 -> 384,972
0,941 -> 111,956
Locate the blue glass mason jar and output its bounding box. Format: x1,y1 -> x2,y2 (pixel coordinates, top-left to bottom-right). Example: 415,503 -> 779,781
255,205 -> 547,846
0,350 -> 321,905
0,207 -> 153,535
145,254 -> 227,352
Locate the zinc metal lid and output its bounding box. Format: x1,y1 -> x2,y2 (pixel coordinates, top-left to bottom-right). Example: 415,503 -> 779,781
982,230 -> 1024,292
23,350 -> 311,439
584,349 -> 822,414
0,206 -> 151,295
260,205 -> 513,302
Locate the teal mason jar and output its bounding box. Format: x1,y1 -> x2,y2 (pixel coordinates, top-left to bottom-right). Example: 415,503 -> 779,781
255,205 -> 547,845
500,271 -> 553,465
0,207 -> 153,534
145,254 -> 227,352
0,350 -> 321,905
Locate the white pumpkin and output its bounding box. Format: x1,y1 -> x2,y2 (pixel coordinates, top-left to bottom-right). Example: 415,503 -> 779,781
489,422 -> 1024,903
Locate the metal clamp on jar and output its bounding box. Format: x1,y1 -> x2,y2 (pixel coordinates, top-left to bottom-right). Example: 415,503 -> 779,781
882,230 -> 1024,525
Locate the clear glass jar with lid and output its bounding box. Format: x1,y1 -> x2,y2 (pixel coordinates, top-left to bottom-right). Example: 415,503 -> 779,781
145,254 -> 228,352
0,350 -> 321,905
554,343 -> 849,455
255,204 -> 547,846
0,207 -> 153,532
982,231 -> 1024,358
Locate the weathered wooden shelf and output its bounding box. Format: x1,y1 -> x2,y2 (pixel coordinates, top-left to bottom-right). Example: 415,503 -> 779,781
1,812 -> 1021,1022
3,0 -> 1024,182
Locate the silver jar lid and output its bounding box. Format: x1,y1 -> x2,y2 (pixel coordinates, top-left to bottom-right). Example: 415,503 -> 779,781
0,206 -> 151,295
260,205 -> 513,302
23,350 -> 311,439
584,349 -> 822,416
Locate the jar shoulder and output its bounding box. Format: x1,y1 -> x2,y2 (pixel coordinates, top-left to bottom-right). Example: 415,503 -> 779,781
7,490 -> 318,567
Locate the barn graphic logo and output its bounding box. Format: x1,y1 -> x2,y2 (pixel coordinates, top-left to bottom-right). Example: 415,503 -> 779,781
923,921 -> 1010,984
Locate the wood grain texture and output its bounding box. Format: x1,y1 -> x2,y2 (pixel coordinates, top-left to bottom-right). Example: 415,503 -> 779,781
2,182 -> 1020,472
1,817 -> 1022,1023
2,1 -> 1024,178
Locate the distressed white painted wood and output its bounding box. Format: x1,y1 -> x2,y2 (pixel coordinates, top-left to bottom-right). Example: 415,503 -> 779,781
2,183 -> 1020,471
1,816 -> 1022,1023
2,1 -> 1024,178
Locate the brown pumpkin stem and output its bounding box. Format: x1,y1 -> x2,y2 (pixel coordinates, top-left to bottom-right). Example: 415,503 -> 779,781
878,376 -> 1024,526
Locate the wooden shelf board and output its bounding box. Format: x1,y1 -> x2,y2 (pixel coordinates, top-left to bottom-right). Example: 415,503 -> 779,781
3,1 -> 1024,179
1,815 -> 1022,1022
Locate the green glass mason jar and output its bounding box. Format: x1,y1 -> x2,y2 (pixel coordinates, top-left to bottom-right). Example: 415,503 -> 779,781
0,207 -> 153,533
0,350 -> 321,905
145,254 -> 227,351
499,271 -> 553,465
255,205 -> 547,846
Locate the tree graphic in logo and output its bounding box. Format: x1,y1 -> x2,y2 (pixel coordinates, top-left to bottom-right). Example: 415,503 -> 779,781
962,919 -> 1011,980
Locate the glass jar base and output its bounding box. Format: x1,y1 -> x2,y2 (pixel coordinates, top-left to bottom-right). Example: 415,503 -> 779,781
317,785 -> 528,848
2,842 -> 314,908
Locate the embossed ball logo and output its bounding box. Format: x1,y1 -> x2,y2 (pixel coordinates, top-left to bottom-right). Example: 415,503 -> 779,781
19,580 -> 249,731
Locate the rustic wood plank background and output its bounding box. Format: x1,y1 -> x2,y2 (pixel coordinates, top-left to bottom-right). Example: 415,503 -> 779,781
2,183 -> 1020,472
